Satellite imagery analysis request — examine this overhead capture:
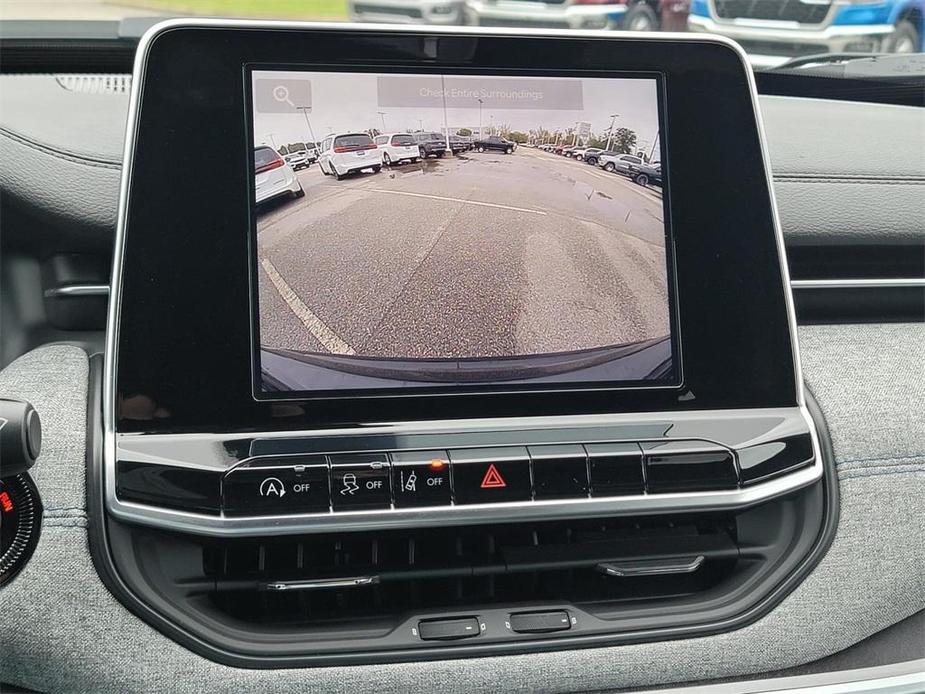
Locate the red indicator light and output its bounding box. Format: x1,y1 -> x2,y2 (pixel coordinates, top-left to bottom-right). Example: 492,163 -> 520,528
0,491 -> 13,513
480,464 -> 506,489
429,459 -> 446,470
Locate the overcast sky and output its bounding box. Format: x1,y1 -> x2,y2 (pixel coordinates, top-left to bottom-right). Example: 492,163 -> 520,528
252,70 -> 660,149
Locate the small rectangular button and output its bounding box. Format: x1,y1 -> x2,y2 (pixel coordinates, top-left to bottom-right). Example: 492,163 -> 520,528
391,450 -> 452,508
586,443 -> 645,496
642,441 -> 738,492
737,434 -> 814,485
418,617 -> 481,641
330,453 -> 391,510
509,610 -> 571,634
529,445 -> 588,499
450,447 -> 531,504
223,456 -> 329,516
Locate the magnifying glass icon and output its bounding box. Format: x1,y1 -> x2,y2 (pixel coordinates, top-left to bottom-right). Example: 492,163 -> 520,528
272,85 -> 295,107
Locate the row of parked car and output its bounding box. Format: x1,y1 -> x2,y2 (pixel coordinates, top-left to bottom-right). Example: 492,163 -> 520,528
256,131 -> 520,201
314,131 -> 518,180
537,142 -> 662,189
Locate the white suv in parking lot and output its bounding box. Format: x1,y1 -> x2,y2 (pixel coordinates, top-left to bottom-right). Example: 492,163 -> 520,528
598,152 -> 644,174
318,133 -> 383,180
374,133 -> 421,166
254,146 -> 304,204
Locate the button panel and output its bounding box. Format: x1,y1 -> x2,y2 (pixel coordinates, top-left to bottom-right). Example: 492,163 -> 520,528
391,450 -> 452,508
219,439 -> 756,516
586,443 -> 645,497
224,456 -> 329,516
641,441 -> 738,492
330,453 -> 392,510
529,445 -> 589,499
450,447 -> 532,505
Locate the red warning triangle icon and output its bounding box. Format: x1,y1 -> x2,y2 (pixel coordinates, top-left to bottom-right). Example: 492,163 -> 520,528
480,464 -> 507,489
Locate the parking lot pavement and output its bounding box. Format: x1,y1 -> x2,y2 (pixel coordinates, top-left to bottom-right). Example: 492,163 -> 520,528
256,149 -> 670,360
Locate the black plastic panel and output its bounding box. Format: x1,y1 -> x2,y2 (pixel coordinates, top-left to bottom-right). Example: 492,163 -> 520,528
116,461 -> 220,513
738,433 -> 814,485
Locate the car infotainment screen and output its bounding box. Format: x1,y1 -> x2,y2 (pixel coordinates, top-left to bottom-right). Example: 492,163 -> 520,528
249,69 -> 677,396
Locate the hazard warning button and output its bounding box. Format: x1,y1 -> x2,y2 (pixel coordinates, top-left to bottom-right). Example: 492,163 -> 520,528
449,447 -> 532,505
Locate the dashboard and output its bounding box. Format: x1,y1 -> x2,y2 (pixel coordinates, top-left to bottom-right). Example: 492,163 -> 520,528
0,19 -> 922,694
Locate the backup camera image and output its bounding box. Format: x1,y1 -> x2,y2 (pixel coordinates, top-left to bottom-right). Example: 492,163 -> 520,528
251,70 -> 675,393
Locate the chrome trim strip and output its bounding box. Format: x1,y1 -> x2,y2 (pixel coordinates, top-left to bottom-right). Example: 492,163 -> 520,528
104,21 -> 811,535
792,278 -> 925,290
264,576 -> 379,591
598,555 -> 704,577
44,284 -> 110,298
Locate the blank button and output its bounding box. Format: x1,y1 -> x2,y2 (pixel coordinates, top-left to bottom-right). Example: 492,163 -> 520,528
509,610 -> 571,634
418,617 -> 481,641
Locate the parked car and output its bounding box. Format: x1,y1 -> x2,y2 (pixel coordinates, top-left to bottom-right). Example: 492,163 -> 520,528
349,0 -> 465,25
626,161 -> 662,188
463,0 -> 688,31
414,131 -> 448,158
283,149 -> 312,171
599,152 -> 644,174
374,133 -> 421,166
318,133 -> 382,180
473,135 -> 516,154
689,0 -> 924,68
283,141 -> 318,167
254,146 -> 304,203
561,146 -> 579,157
574,147 -> 603,163
448,134 -> 472,153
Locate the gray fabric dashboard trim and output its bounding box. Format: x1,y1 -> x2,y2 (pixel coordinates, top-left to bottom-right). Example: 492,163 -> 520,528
1,325 -> 923,693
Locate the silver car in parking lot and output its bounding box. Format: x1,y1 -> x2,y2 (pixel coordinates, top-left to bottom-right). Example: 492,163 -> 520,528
599,152 -> 645,174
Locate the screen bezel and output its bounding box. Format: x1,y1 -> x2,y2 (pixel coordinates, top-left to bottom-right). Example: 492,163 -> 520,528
244,65 -> 682,401
112,24 -> 799,435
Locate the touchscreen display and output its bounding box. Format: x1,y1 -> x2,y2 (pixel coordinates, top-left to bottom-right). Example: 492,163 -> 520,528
250,70 -> 676,395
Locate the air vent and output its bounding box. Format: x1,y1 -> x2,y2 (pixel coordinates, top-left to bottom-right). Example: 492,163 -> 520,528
202,515 -> 739,626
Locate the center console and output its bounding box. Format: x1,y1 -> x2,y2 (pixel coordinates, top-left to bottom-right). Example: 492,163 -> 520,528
93,20 -> 836,667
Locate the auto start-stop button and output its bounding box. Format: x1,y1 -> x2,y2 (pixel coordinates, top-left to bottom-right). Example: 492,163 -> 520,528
223,456 -> 330,516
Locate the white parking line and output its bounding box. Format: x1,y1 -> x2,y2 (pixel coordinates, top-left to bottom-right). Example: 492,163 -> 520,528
584,168 -> 663,205
260,257 -> 356,355
367,188 -> 547,216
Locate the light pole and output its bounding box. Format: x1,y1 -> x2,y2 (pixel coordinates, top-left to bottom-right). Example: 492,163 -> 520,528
604,113 -> 620,152
377,111 -> 387,132
296,106 -> 318,148
477,98 -> 483,140
489,114 -> 494,136
418,118 -> 424,132
440,75 -> 451,151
